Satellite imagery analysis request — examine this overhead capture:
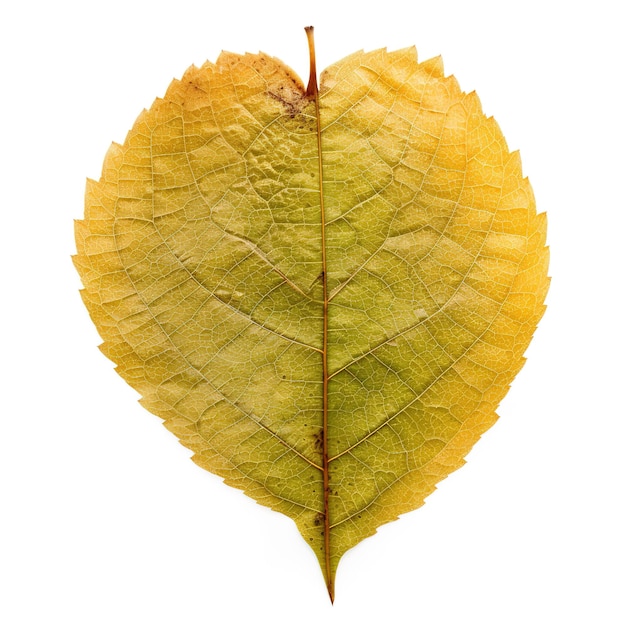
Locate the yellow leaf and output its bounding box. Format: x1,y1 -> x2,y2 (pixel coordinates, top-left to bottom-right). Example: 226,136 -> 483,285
74,28 -> 549,601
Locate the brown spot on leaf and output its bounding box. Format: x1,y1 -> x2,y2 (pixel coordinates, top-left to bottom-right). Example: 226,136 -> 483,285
314,429 -> 324,452
267,79 -> 311,118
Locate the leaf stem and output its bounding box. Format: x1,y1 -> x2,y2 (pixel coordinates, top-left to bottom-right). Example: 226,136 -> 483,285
305,26 -> 318,98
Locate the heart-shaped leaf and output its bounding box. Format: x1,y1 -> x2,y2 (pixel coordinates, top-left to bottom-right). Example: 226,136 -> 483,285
74,28 -> 549,600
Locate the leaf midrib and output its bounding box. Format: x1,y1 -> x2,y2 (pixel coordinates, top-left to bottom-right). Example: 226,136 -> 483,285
306,28 -> 333,601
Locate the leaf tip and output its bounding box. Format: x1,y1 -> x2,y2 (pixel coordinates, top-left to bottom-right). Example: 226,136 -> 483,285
327,579 -> 335,604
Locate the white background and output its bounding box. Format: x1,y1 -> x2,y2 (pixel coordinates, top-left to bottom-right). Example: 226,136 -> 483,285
2,1 -> 624,624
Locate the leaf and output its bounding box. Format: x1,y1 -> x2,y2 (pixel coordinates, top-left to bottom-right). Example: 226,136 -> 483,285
74,28 -> 549,601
